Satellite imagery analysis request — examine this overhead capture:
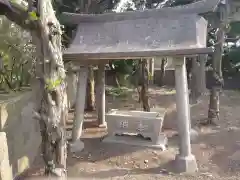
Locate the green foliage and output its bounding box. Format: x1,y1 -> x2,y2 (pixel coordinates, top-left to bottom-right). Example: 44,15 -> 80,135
110,60 -> 136,74
222,22 -> 240,72
28,11 -> 39,21
106,86 -> 129,97
0,17 -> 35,92
229,22 -> 240,35
45,78 -> 63,91
148,71 -> 153,80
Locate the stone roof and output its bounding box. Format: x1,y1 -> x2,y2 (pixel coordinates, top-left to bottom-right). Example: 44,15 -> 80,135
63,0 -> 220,63
61,0 -> 221,24
64,14 -> 211,62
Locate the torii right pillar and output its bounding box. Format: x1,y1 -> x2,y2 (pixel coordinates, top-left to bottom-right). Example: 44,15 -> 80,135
173,56 -> 198,173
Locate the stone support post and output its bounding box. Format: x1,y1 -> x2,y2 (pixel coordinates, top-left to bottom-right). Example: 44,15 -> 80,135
70,66 -> 88,153
173,56 -> 198,173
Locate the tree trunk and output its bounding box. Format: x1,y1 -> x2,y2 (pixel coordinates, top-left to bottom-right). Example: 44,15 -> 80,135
159,58 -> 166,87
85,67 -> 95,111
190,57 -> 200,104
199,55 -> 207,93
4,0 -> 68,177
34,0 -> 67,177
140,59 -> 150,112
190,55 -> 207,104
207,26 -> 224,125
186,58 -> 193,85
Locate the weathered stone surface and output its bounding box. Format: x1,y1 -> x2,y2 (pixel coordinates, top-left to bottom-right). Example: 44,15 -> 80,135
0,90 -> 41,177
103,109 -> 167,149
0,132 -> 12,180
64,14 -> 208,60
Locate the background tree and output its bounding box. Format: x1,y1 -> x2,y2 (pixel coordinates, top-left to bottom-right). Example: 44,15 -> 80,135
0,17 -> 34,91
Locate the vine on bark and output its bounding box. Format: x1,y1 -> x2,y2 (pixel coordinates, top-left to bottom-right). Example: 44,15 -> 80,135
29,0 -> 68,178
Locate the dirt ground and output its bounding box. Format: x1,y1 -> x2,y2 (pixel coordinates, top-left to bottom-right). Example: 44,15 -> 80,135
20,86 -> 240,180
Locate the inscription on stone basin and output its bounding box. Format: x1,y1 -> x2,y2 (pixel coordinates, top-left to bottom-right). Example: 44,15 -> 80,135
105,109 -> 166,144
118,120 -> 152,133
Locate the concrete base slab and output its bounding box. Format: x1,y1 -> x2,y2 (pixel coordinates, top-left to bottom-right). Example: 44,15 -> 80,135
102,134 -> 167,151
69,140 -> 85,153
174,154 -> 198,173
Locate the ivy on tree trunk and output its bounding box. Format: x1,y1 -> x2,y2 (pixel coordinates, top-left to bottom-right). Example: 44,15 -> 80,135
208,26 -> 224,125
35,0 -> 67,177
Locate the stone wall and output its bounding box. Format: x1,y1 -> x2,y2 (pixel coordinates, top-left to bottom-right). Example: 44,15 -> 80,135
0,90 -> 41,179
0,74 -> 82,179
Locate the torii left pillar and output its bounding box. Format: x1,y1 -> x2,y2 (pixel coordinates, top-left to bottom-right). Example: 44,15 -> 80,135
70,66 -> 88,153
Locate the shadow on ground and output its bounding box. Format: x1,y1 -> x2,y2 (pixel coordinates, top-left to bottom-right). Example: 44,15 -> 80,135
68,161 -> 176,179
67,136 -> 148,166
192,127 -> 240,174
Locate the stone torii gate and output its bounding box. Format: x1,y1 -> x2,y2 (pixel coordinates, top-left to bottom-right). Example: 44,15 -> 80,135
62,0 -> 221,173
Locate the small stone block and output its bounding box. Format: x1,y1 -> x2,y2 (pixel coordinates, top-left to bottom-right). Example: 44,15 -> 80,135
69,140 -> 84,153
105,109 -> 166,147
174,154 -> 198,173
